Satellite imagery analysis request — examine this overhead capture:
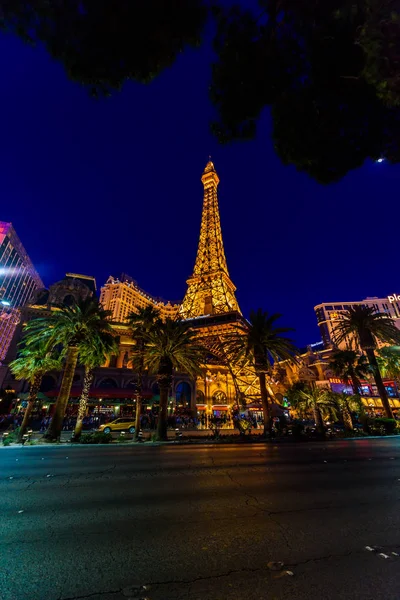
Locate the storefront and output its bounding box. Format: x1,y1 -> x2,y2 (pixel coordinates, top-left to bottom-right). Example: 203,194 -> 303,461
44,387 -> 153,418
328,378 -> 400,402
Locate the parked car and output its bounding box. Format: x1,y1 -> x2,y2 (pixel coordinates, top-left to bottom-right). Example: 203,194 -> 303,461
98,418 -> 135,434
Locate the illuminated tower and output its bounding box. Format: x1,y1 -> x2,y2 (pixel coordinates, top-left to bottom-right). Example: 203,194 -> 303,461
178,162 -> 263,409
180,161 -> 240,319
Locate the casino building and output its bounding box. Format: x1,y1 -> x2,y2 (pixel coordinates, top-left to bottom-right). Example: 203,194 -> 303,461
314,295 -> 400,349
0,222 -> 43,365
100,273 -> 179,323
271,294 -> 400,412
3,162 -> 266,423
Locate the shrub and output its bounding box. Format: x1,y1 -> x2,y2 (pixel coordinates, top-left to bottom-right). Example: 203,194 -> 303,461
79,432 -> 113,444
371,418 -> 398,435
2,427 -> 20,445
291,421 -> 305,439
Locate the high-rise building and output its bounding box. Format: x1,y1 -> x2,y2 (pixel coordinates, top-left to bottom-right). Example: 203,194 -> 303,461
100,273 -> 179,322
0,222 -> 43,363
314,294 -> 400,349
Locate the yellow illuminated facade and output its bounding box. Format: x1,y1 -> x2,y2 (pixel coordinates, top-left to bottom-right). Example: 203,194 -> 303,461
100,275 -> 179,323
180,162 -> 262,415
180,162 -> 240,319
101,161 -> 263,417
3,164 -> 269,419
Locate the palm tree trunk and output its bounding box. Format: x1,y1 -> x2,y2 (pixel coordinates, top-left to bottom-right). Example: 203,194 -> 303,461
349,375 -> 369,431
72,366 -> 93,441
365,348 -> 394,419
156,378 -> 170,441
342,401 -> 353,432
44,346 -> 79,441
133,370 -> 143,442
350,374 -> 362,396
18,373 -> 42,442
258,371 -> 271,436
313,404 -> 325,435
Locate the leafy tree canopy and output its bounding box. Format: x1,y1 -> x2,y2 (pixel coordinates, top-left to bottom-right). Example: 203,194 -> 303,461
211,0 -> 400,183
0,0 -> 207,94
1,0 -> 400,182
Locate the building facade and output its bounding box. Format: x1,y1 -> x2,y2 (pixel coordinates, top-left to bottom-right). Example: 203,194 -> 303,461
277,343 -> 400,414
0,222 -> 43,363
100,273 -> 179,323
314,294 -> 400,349
3,163 -> 267,425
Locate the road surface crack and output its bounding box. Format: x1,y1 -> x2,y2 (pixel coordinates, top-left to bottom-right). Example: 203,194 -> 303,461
287,549 -> 355,567
225,470 -> 261,508
146,549 -> 358,588
267,513 -> 293,550
60,589 -> 122,600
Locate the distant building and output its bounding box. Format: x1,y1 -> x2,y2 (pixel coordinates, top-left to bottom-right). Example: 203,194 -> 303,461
277,344 -> 400,413
4,273 -> 97,366
0,222 -> 43,363
314,295 -> 400,349
100,274 -> 179,322
2,273 -> 98,396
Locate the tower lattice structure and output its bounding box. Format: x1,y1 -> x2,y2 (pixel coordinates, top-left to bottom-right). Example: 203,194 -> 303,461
180,162 -> 262,405
180,161 -> 240,319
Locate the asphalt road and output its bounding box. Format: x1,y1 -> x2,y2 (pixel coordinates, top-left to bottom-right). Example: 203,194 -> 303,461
2,439 -> 400,600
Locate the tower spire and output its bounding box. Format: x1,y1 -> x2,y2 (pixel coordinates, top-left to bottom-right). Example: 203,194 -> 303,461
180,161 -> 241,319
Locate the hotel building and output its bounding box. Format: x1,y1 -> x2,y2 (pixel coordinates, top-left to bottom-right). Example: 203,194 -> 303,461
100,274 -> 179,323
0,222 -> 43,363
314,294 -> 400,349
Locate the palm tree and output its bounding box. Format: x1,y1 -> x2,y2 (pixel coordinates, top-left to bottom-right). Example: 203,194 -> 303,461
333,306 -> 400,419
325,391 -> 354,432
377,346 -> 400,384
288,384 -> 326,434
72,331 -> 119,441
126,306 -> 161,441
142,318 -> 204,441
229,309 -> 297,435
329,349 -> 369,395
9,341 -> 62,442
25,298 -> 114,441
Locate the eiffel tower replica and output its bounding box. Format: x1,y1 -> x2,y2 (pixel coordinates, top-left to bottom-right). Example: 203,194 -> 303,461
180,161 -> 261,407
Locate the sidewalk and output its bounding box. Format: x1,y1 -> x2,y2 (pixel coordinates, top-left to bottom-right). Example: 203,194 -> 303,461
0,426 -> 252,444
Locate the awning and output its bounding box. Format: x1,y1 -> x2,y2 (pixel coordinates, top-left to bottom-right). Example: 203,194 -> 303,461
212,405 -> 229,411
18,392 -> 50,401
45,388 -> 153,399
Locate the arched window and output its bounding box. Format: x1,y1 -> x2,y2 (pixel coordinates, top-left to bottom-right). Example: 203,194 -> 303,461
63,294 -> 75,307
196,390 -> 205,404
176,382 -> 192,407
99,378 -> 118,389
212,390 -> 227,404
126,380 -> 139,391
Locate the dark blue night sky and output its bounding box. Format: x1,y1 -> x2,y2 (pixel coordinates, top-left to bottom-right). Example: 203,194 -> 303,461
0,31 -> 398,347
